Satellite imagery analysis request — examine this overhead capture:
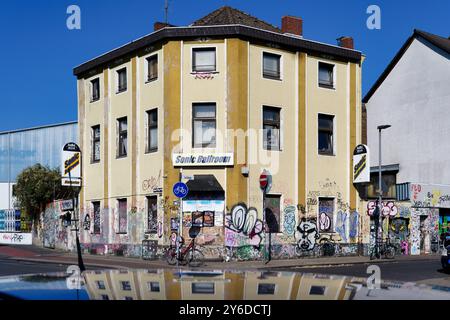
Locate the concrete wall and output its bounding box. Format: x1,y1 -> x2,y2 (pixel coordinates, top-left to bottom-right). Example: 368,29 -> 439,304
366,38 -> 450,184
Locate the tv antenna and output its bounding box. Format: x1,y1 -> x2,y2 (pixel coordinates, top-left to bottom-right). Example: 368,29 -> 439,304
164,0 -> 169,24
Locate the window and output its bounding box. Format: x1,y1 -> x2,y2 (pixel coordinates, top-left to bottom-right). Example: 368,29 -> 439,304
193,103 -> 216,148
318,62 -> 334,88
146,55 -> 158,82
117,68 -> 127,93
96,280 -> 106,290
146,109 -> 158,153
90,78 -> 100,102
121,281 -> 131,291
91,125 -> 101,163
263,52 -> 281,80
263,106 -> 281,151
192,283 -> 215,294
318,198 -> 334,233
118,199 -> 127,234
309,286 -> 326,295
101,295 -> 109,300
147,196 -> 158,234
264,195 -> 281,233
93,201 -> 101,234
148,282 -> 160,292
258,283 -> 276,295
192,48 -> 216,72
318,114 -> 334,155
366,172 -> 397,199
124,297 -> 133,300
117,117 -> 128,158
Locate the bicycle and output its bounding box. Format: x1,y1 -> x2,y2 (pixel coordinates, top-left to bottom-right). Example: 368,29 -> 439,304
370,238 -> 396,260
165,236 -> 205,267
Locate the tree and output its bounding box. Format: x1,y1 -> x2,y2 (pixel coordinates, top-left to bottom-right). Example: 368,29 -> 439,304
13,164 -> 64,220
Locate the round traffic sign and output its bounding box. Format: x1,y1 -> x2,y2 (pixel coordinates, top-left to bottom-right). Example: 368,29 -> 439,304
260,173 -> 268,189
173,182 -> 189,198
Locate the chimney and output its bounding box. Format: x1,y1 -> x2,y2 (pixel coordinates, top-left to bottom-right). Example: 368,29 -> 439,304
154,22 -> 170,32
281,16 -> 303,37
337,36 -> 354,49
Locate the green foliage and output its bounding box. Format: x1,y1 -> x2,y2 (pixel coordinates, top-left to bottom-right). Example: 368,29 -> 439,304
13,164 -> 63,219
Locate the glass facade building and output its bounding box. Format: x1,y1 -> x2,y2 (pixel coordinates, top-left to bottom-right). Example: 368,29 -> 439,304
0,122 -> 78,209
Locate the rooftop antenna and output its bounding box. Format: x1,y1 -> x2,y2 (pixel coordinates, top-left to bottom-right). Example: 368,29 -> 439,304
164,0 -> 169,24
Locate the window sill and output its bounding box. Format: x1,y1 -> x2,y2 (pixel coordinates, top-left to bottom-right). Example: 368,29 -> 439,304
116,89 -> 128,95
144,231 -> 158,235
318,152 -> 335,157
145,149 -> 158,154
116,155 -> 128,159
192,145 -> 217,150
263,147 -> 281,152
145,77 -> 158,84
318,83 -> 335,90
90,98 -> 100,103
116,232 -> 128,235
263,75 -> 282,81
191,71 -> 219,75
90,160 -> 101,165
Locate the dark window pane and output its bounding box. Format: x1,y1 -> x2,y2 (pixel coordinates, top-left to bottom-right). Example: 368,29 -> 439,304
319,62 -> 334,87
265,195 -> 281,233
258,283 -> 276,295
263,106 -> 281,151
147,55 -> 158,81
117,68 -> 127,92
318,114 -> 334,154
118,118 -> 128,157
93,202 -> 101,234
192,282 -> 215,294
148,282 -> 160,292
91,78 -> 100,101
309,286 -> 326,295
147,109 -> 158,152
147,196 -> 158,233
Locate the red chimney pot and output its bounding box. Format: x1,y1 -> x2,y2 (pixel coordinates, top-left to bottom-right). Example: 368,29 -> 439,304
281,16 -> 303,37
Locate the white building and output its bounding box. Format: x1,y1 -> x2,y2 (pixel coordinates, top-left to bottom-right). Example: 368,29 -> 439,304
363,29 -> 450,255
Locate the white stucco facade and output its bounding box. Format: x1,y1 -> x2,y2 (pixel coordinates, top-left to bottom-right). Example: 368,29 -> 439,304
366,37 -> 450,184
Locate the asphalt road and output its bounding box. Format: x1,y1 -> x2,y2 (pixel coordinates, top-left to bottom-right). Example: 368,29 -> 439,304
275,259 -> 450,286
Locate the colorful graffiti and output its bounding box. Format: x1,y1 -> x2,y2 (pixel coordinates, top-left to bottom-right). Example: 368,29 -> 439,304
367,201 -> 398,217
349,211 -> 358,241
225,204 -> 264,248
335,211 -> 348,242
283,206 -> 296,236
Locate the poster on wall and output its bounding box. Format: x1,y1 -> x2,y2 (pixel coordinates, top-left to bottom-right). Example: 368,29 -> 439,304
214,211 -> 224,227
61,143 -> 82,187
353,144 -> 370,183
203,211 -> 214,227
170,218 -> 179,231
192,212 -> 204,227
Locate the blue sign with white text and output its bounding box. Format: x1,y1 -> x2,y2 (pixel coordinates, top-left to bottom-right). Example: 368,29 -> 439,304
173,182 -> 189,199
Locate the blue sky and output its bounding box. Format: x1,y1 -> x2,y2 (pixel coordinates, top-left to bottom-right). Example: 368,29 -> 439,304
0,0 -> 448,132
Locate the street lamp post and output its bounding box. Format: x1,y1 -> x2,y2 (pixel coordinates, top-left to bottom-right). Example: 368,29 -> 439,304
376,125 -> 391,259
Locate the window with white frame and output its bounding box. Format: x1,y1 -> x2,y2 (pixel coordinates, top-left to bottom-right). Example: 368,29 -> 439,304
90,78 -> 100,102
117,117 -> 128,158
117,68 -> 127,93
318,62 -> 335,88
146,55 -> 158,82
263,106 -> 281,151
263,52 -> 281,80
318,114 -> 334,155
192,48 -> 216,72
192,103 -> 216,148
146,109 -> 158,153
91,125 -> 101,163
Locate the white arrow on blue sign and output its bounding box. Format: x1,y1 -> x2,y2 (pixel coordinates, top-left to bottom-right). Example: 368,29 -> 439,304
173,182 -> 189,198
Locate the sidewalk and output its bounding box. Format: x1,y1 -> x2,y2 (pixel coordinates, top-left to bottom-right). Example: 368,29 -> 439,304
0,244 -> 440,271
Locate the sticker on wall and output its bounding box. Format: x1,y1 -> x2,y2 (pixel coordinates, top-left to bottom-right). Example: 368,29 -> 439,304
203,211 -> 214,227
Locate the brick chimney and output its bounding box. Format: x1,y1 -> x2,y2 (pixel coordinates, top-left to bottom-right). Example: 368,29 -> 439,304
281,16 -> 303,37
154,22 -> 171,32
337,36 -> 354,49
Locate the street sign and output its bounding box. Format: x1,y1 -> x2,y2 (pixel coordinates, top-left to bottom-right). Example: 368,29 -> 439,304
353,144 -> 370,183
173,182 -> 189,199
259,170 -> 272,192
61,142 -> 82,187
182,174 -> 195,181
